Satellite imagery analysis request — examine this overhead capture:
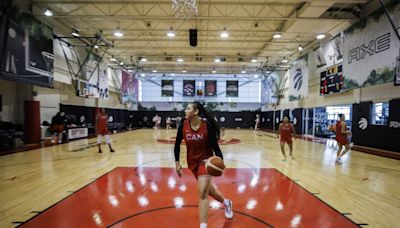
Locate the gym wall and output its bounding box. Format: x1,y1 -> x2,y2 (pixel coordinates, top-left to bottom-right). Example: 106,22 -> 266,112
0,79 -> 33,124
352,100 -> 400,152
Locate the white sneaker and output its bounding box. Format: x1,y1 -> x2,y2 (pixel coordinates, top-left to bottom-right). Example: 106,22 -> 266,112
224,199 -> 233,219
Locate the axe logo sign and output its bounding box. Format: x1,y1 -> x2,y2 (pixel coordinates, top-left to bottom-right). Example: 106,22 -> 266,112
348,33 -> 390,64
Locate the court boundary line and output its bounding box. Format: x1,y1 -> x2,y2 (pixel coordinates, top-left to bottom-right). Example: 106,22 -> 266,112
16,167 -> 118,227
274,169 -> 365,227
16,166 -> 367,227
105,205 -> 274,227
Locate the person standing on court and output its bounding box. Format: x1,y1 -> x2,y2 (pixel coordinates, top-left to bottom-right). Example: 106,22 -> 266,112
166,117 -> 172,129
254,114 -> 261,133
96,108 -> 115,153
176,115 -> 182,129
335,113 -> 351,164
153,114 -> 161,129
277,116 -> 296,161
174,102 -> 233,228
50,112 -> 65,144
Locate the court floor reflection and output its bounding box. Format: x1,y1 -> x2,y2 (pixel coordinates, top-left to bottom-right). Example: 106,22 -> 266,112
20,167 -> 358,228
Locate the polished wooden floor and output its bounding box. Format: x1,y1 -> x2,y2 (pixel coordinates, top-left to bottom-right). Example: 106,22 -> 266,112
0,129 -> 399,227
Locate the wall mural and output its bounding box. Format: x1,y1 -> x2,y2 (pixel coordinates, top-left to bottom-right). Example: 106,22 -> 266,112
343,5 -> 399,89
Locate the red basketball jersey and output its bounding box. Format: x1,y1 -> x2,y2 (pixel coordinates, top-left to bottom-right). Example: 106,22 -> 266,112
97,114 -> 108,132
335,121 -> 348,144
280,123 -> 292,138
182,119 -> 214,171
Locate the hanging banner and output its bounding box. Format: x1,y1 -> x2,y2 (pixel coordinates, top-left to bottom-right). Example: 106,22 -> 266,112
313,33 -> 344,70
183,80 -> 195,96
98,64 -> 109,99
261,73 -> 278,104
81,60 -> 109,99
288,56 -> 308,101
161,80 -> 174,97
226,80 -> 238,97
205,80 -> 217,97
0,17 -> 54,87
121,69 -> 138,103
343,8 -> 400,90
395,56 -> 400,86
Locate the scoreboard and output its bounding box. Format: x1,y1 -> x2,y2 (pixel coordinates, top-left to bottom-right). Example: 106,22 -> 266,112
320,64 -> 344,95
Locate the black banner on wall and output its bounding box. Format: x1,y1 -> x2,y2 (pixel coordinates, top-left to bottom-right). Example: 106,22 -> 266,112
0,18 -> 54,87
226,80 -> 238,97
161,80 -> 174,97
395,57 -> 400,86
292,108 -> 303,134
205,80 -> 217,97
183,80 -> 195,96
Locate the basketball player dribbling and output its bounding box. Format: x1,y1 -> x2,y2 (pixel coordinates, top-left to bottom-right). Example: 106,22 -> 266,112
96,108 -> 115,153
335,113 -> 351,164
174,102 -> 233,228
278,116 -> 296,161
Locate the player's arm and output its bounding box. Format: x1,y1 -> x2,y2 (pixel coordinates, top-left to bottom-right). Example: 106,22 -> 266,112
341,122 -> 347,134
291,124 -> 296,137
207,122 -> 223,160
95,114 -> 99,132
174,123 -> 184,176
277,123 -> 282,138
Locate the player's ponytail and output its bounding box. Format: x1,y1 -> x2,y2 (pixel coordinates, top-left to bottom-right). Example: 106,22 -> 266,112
193,102 -> 221,140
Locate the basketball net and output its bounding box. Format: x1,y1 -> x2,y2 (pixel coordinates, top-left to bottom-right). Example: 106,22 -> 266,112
172,0 -> 198,18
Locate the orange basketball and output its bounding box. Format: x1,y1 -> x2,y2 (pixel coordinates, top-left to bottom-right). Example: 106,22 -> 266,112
205,156 -> 225,176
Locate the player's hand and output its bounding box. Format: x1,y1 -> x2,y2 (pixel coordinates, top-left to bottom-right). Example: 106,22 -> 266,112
176,163 -> 183,177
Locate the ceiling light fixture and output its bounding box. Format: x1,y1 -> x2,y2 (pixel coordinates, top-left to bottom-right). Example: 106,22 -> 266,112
71,29 -> 80,37
220,28 -> 229,38
282,57 -> 288,63
316,33 -> 325,40
298,45 -> 304,51
273,33 -> 282,39
113,27 -> 124,37
44,9 -> 53,17
166,27 -> 176,37
177,58 -> 184,62
110,55 -> 117,61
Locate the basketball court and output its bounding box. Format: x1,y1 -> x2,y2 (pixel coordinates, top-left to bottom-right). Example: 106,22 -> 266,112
1,130 -> 399,227
1,0 -> 400,228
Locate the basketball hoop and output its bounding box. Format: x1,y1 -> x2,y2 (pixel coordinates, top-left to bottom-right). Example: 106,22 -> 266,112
172,0 -> 198,18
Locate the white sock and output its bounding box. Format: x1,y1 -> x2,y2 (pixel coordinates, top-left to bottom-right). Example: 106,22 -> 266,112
200,223 -> 207,228
223,199 -> 230,207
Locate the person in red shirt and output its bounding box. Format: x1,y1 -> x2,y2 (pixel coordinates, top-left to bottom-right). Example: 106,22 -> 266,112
277,116 -> 296,161
335,114 -> 351,164
174,102 -> 233,228
96,108 -> 115,153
